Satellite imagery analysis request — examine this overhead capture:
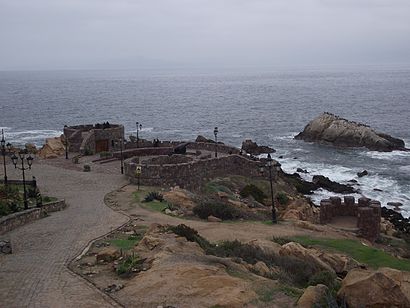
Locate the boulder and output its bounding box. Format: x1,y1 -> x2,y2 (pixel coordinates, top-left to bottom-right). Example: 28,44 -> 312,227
295,113 -> 406,152
297,284 -> 328,308
207,215 -> 222,222
279,242 -> 359,275
357,170 -> 369,178
297,168 -> 308,174
279,198 -> 320,223
338,268 -> 410,307
96,246 -> 120,263
252,261 -> 271,278
0,240 -> 12,254
312,175 -> 356,194
38,136 -> 65,158
241,139 -> 275,155
25,143 -> 38,154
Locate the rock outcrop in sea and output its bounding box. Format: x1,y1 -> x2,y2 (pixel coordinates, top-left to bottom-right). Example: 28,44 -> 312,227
295,112 -> 406,152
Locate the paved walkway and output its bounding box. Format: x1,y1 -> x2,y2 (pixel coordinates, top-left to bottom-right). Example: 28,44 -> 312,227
0,158 -> 128,307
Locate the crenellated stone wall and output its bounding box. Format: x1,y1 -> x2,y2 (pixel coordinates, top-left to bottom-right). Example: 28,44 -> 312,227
124,154 -> 270,191
320,196 -> 381,242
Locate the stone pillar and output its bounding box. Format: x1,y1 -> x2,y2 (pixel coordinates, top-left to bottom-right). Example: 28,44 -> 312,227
330,196 -> 342,216
344,196 -> 356,216
320,199 -> 333,224
357,207 -> 380,242
358,197 -> 370,207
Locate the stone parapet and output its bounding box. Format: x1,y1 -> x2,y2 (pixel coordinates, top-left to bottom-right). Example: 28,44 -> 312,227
0,200 -> 66,235
319,196 -> 381,242
124,154 -> 268,191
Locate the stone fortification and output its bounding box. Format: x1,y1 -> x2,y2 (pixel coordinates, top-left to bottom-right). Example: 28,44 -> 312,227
124,154 -> 269,191
320,196 -> 381,242
64,123 -> 124,154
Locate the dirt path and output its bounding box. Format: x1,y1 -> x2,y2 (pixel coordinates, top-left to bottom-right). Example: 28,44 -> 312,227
0,158 -> 128,308
105,185 -> 348,245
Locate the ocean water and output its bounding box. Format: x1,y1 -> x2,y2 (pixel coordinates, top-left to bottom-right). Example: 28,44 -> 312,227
0,67 -> 409,216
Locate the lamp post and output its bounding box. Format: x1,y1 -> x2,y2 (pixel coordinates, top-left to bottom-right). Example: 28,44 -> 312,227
266,153 -> 277,224
213,127 -> 218,158
136,122 -> 142,148
64,134 -> 69,160
11,150 -> 33,210
116,138 -> 124,174
1,129 -> 12,185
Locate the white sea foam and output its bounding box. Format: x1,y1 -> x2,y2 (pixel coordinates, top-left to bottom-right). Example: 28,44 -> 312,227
270,132 -> 298,141
6,129 -> 62,147
275,155 -> 410,217
128,127 -> 154,133
360,150 -> 410,160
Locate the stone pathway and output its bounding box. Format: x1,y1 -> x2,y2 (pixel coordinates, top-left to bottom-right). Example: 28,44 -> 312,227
0,158 -> 128,308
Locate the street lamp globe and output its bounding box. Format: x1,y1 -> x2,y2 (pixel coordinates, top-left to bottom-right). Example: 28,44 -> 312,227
11,153 -> 18,166
27,155 -> 33,168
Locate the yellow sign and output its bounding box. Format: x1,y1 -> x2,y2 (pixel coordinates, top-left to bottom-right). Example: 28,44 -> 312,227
135,165 -> 142,175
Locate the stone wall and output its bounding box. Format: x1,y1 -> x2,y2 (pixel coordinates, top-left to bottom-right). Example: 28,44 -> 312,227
64,124 -> 124,154
124,154 -> 269,191
320,196 -> 381,242
115,147 -> 174,159
0,200 -> 66,235
186,142 -> 241,155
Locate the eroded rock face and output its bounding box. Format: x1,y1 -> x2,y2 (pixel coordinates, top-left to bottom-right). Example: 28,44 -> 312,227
38,136 -> 65,158
295,113 -> 406,152
117,224 -> 265,307
279,242 -> 360,275
297,284 -> 328,308
241,139 -> 275,155
338,268 -> 410,307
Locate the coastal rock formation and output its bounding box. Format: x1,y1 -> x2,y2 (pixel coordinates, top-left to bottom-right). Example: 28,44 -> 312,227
312,175 -> 356,194
241,139 -> 275,155
295,113 -> 406,152
195,135 -> 215,143
338,268 -> 410,307
38,136 -> 65,159
284,173 -> 356,195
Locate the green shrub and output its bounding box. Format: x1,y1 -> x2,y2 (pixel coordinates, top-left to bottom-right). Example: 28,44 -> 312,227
116,254 -> 143,276
168,224 -> 213,251
308,271 -> 337,289
83,148 -> 93,156
277,191 -> 289,205
83,164 -> 91,172
193,199 -> 241,220
272,236 -> 292,246
144,191 -> 164,202
240,184 -> 266,204
99,151 -> 112,158
0,201 -> 10,216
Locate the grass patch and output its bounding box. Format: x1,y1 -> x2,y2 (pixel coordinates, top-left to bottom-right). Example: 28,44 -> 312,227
276,285 -> 303,299
204,180 -> 233,195
109,235 -> 142,251
290,236 -> 410,271
142,200 -> 169,212
42,196 -> 58,203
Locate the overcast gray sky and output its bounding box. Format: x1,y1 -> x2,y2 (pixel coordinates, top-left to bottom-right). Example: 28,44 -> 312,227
1,0 -> 410,70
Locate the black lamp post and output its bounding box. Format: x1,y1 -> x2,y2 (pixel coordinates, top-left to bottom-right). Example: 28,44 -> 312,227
136,122 -> 142,148
64,135 -> 69,160
266,153 -> 277,224
11,150 -> 33,210
1,129 -> 12,185
115,138 -> 124,174
213,127 -> 218,158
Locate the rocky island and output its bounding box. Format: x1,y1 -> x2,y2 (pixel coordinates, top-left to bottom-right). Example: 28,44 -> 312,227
295,112 -> 407,152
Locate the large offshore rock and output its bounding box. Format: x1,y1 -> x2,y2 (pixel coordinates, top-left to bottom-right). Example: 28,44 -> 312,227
338,268 -> 410,307
295,113 -> 406,152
